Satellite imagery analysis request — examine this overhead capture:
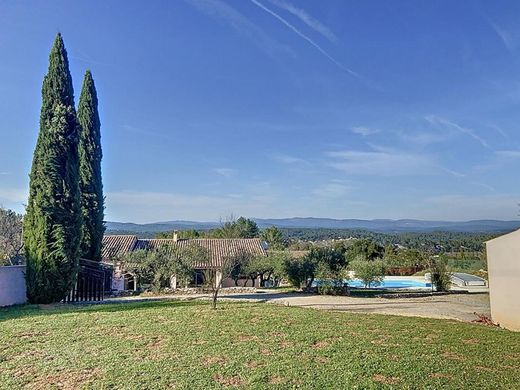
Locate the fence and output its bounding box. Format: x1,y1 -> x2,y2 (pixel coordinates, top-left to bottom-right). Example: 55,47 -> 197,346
64,259 -> 112,303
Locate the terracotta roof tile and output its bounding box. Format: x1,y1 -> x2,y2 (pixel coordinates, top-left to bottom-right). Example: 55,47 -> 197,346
102,235 -> 266,269
101,235 -> 138,259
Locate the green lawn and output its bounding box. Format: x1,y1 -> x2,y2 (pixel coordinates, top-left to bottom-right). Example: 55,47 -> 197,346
0,301 -> 519,389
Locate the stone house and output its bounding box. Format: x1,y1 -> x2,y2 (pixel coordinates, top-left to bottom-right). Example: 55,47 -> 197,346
101,234 -> 267,291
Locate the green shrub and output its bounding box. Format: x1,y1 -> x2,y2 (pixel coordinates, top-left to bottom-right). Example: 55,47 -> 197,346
430,255 -> 451,292
317,281 -> 349,295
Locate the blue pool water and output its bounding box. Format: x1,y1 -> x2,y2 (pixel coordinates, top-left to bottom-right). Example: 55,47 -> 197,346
314,278 -> 431,289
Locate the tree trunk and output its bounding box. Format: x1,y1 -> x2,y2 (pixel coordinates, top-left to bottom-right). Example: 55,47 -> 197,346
265,272 -> 273,286
212,288 -> 219,310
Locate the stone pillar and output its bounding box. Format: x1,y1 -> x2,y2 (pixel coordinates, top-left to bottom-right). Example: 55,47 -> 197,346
170,274 -> 177,290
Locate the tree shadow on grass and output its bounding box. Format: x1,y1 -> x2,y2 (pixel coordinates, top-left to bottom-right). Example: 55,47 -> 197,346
0,299 -> 206,323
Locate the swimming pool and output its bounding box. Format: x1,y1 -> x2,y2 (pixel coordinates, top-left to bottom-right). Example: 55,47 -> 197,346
314,278 -> 432,289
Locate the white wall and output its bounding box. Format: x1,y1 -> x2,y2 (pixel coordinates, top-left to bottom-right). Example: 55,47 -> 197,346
0,265 -> 27,307
486,230 -> 520,331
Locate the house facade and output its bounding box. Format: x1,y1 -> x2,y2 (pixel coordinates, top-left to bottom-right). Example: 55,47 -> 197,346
101,234 -> 267,291
485,229 -> 520,331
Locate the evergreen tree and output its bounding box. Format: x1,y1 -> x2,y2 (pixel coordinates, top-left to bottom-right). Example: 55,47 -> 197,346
23,33 -> 82,303
78,70 -> 105,260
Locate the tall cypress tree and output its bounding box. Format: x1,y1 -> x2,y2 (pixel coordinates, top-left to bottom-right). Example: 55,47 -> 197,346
78,70 -> 105,260
24,33 -> 82,303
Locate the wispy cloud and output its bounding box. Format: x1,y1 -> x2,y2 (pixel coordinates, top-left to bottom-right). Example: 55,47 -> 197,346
470,182 -> 496,192
488,20 -> 516,53
351,126 -> 379,137
185,0 -> 291,57
425,115 -> 491,150
398,126 -> 451,146
267,0 -> 337,42
70,50 -> 114,67
0,172 -> 10,175
488,124 -> 509,140
442,168 -> 466,178
327,146 -> 437,176
213,167 -> 237,177
249,0 -> 358,77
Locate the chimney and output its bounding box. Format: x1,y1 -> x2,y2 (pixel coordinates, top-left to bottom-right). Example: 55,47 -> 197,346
173,230 -> 179,242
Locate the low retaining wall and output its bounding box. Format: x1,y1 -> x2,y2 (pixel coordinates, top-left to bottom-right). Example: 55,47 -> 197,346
0,265 -> 27,307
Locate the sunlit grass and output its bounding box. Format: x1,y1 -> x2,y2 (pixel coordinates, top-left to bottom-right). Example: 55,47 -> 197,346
0,300 -> 518,389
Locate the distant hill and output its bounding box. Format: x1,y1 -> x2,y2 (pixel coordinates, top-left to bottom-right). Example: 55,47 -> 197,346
105,218 -> 520,234
252,218 -> 520,232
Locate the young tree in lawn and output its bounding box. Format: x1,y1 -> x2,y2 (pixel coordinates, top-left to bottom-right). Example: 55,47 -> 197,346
0,207 -> 23,265
203,249 -> 242,309
78,70 -> 105,261
24,34 -> 82,303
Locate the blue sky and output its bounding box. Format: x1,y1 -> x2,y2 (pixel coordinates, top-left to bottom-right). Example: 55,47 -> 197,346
1,0 -> 520,223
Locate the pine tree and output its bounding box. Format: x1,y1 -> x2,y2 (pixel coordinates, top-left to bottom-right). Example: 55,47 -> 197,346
78,70 -> 105,260
23,33 -> 82,303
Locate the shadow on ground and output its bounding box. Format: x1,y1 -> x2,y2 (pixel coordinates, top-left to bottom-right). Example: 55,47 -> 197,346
0,299 -> 205,322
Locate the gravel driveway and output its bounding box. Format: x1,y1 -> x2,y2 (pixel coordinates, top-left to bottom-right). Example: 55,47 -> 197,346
217,291 -> 491,323
106,290 -> 491,323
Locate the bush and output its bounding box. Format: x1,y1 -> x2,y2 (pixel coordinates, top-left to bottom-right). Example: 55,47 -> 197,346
430,255 -> 451,291
350,258 -> 386,288
317,280 -> 349,296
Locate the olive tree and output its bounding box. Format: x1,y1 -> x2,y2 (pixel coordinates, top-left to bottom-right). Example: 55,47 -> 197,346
350,257 -> 386,288
0,207 -> 23,265
203,249 -> 242,309
121,245 -> 196,292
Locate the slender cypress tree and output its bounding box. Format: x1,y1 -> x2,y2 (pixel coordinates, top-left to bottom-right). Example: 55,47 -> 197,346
24,33 -> 82,303
78,70 -> 105,260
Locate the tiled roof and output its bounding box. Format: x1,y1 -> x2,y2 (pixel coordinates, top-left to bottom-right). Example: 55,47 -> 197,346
102,235 -> 267,269
101,235 -> 138,260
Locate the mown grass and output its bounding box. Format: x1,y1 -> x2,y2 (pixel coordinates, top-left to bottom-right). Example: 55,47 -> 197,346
0,300 -> 518,389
